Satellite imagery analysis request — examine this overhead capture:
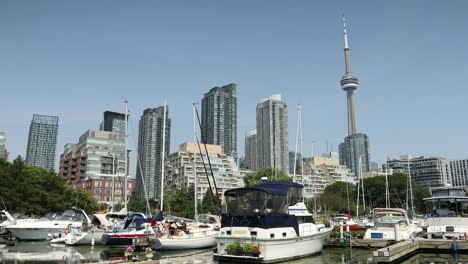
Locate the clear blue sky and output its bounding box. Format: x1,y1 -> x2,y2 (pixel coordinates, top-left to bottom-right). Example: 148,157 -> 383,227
1,1 -> 467,173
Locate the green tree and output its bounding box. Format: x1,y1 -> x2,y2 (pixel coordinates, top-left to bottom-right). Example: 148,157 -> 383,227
0,156 -> 98,215
243,167 -> 292,187
200,189 -> 221,215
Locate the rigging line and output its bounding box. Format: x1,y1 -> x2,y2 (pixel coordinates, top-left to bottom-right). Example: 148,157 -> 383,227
195,131 -> 219,215
194,105 -> 221,206
129,115 -> 152,217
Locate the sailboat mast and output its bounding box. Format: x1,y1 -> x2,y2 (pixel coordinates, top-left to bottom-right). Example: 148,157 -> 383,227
124,100 -> 128,211
360,156 -> 365,213
160,101 -> 167,212
293,105 -> 299,182
408,159 -> 414,214
193,103 -> 198,220
385,155 -> 390,208
356,157 -> 360,220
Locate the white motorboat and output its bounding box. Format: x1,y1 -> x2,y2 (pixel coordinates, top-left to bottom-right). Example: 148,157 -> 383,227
0,210 -> 15,235
364,208 -> 421,242
5,209 -> 91,241
215,182 -> 332,263
63,213 -> 117,246
424,187 -> 468,239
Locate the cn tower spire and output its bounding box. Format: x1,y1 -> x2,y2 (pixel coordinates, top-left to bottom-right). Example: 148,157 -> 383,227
340,15 -> 359,136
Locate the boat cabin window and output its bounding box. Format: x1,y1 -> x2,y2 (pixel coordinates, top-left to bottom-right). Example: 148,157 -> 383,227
296,216 -> 315,224
223,189 -> 288,215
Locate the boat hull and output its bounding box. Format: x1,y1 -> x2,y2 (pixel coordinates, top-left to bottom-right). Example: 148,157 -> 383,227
155,233 -> 216,250
65,229 -> 105,246
7,227 -> 67,241
334,224 -> 362,232
215,228 -> 332,263
102,233 -> 153,246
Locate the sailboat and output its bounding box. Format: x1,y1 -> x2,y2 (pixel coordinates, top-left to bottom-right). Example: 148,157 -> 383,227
151,103 -> 218,250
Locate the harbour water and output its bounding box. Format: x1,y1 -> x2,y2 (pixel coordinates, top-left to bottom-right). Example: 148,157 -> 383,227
0,241 -> 465,264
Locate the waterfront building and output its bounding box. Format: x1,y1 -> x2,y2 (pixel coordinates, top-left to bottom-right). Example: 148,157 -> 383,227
201,83 -> 237,160
244,129 -> 257,170
135,106 -> 171,201
26,114 -> 59,170
101,111 -> 127,139
58,130 -> 133,204
385,155 -> 451,189
256,94 -> 289,173
165,142 -> 244,204
0,131 -> 7,160
450,159 -> 468,187
294,155 -> 355,198
338,17 -> 371,176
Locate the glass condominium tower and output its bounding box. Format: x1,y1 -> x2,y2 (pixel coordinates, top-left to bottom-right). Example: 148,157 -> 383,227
26,114 -> 59,170
135,106 -> 171,200
201,83 -> 237,160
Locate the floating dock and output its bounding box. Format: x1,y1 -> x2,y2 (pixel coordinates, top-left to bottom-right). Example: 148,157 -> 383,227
372,238 -> 468,263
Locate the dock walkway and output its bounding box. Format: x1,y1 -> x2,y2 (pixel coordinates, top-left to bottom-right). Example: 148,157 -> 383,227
373,238 -> 468,263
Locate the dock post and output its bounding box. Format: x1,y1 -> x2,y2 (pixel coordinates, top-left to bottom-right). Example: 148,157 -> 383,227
340,225 -> 344,240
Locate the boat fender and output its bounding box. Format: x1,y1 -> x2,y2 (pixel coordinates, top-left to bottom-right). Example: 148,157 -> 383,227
465,233 -> 468,240
64,227 -> 69,235
452,240 -> 458,252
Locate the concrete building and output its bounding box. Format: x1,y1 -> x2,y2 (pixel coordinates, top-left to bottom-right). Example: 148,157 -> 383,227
450,159 -> 468,187
201,83 -> 237,159
26,114 -> 59,170
58,130 -> 133,204
338,17 -> 371,176
256,94 -> 289,173
294,154 -> 355,198
101,111 -> 127,139
0,131 -> 8,160
244,129 -> 257,170
135,106 -> 171,201
165,142 -> 244,204
386,155 -> 451,190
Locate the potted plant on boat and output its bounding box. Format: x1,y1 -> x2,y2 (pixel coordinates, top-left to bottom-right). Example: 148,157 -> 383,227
225,240 -> 242,255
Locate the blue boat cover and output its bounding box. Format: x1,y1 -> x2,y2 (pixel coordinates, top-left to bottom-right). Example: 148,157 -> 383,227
251,181 -> 303,195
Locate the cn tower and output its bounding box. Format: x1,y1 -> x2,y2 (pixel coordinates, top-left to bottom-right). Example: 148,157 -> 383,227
340,16 -> 359,136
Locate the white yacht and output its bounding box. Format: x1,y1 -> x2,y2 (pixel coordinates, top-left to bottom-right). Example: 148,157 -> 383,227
5,209 -> 91,240
424,187 -> 468,239
214,182 -> 332,263
364,208 -> 421,242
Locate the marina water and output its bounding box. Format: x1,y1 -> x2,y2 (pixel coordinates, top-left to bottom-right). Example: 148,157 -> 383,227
0,241 -> 464,263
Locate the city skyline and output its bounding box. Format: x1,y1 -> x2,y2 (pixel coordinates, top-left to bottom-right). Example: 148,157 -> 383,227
1,1 -> 468,170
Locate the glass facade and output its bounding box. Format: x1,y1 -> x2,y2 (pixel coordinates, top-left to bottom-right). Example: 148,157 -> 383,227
339,133 -> 370,176
26,114 -> 59,170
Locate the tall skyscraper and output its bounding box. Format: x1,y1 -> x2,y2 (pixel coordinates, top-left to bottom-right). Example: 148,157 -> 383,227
244,129 -> 257,170
26,114 -> 59,170
101,111 -> 127,139
201,83 -> 237,160
450,159 -> 468,187
256,94 -> 289,173
135,106 -> 171,200
0,131 -> 7,160
338,17 -> 371,175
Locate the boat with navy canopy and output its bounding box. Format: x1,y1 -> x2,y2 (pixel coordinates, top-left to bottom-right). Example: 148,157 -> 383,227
214,181 -> 332,263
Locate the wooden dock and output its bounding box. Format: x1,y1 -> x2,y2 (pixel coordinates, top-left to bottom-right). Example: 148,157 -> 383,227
373,238 -> 468,263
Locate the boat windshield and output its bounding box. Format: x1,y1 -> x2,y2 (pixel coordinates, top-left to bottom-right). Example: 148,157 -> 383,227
375,215 -> 407,224
223,189 -> 288,216
58,210 -> 87,222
